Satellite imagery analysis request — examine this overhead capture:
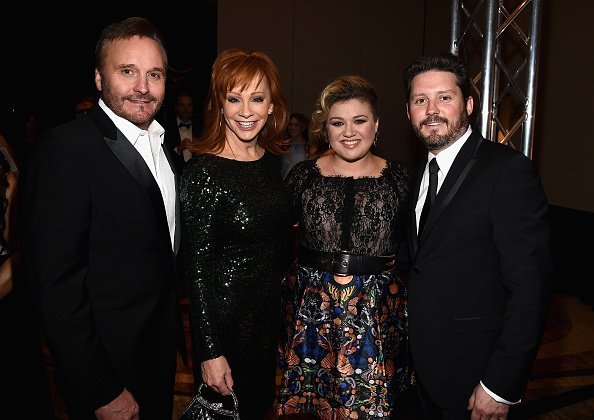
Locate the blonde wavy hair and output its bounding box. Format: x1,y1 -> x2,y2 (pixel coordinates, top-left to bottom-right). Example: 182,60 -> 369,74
309,75 -> 379,148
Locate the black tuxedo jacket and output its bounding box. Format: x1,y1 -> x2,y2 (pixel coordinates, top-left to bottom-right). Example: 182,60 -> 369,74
406,130 -> 552,410
21,105 -> 180,419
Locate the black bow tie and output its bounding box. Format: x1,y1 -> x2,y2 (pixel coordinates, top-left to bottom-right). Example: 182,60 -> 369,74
178,122 -> 191,129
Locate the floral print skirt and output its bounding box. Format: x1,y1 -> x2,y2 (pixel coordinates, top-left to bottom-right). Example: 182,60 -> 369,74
277,264 -> 413,419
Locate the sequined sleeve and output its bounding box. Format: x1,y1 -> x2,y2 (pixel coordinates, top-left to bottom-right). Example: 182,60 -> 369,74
180,157 -> 223,361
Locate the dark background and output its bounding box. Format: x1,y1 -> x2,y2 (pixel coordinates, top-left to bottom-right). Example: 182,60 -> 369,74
0,8 -> 217,134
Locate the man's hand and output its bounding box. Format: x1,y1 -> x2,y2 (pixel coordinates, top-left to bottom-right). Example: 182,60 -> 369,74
201,355 -> 234,396
181,137 -> 194,149
95,388 -> 139,419
468,384 -> 510,419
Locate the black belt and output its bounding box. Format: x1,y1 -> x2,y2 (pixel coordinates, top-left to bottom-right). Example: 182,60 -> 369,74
299,246 -> 395,276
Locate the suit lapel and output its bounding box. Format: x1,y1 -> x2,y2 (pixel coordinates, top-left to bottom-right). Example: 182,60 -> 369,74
104,131 -> 168,217
418,131 -> 483,245
87,107 -> 171,238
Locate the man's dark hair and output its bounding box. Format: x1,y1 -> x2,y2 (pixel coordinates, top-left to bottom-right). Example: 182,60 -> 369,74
95,17 -> 168,76
403,52 -> 472,101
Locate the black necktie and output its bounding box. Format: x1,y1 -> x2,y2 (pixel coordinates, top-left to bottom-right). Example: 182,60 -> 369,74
418,158 -> 439,236
178,122 -> 191,129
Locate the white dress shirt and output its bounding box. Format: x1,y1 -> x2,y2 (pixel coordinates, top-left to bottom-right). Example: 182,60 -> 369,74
99,99 -> 176,250
415,126 -> 471,234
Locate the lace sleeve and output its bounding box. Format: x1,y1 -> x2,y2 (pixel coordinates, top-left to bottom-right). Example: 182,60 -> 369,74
284,159 -> 316,225
387,161 -> 412,269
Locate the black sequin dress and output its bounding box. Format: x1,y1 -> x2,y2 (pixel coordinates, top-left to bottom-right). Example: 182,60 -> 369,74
277,159 -> 413,419
180,152 -> 289,418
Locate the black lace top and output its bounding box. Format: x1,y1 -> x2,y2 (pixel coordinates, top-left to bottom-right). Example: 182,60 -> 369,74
285,159 -> 411,256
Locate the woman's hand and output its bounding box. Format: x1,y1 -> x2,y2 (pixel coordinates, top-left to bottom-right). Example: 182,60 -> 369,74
201,355 -> 234,396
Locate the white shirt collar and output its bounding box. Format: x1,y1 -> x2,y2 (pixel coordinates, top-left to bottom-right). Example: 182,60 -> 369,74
98,99 -> 165,145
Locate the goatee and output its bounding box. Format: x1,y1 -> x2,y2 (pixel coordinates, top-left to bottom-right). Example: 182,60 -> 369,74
101,79 -> 161,127
415,111 -> 470,152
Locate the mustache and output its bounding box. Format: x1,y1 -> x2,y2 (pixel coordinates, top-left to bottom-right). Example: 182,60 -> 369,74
124,94 -> 157,102
421,116 -> 448,125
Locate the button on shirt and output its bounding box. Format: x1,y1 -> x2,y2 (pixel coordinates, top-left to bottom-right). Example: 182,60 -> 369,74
415,126 -> 472,234
99,99 -> 176,250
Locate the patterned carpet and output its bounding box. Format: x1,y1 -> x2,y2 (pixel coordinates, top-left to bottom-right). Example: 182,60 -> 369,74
43,293 -> 594,419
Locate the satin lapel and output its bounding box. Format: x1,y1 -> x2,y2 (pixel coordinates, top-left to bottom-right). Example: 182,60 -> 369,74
419,132 -> 483,244
102,131 -> 168,221
86,107 -> 167,224
409,158 -> 426,256
161,142 -> 181,254
86,106 -> 172,252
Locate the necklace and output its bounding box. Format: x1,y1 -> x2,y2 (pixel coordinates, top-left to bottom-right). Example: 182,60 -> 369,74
226,138 -> 239,160
225,138 -> 260,161
329,157 -> 340,175
330,155 -> 377,178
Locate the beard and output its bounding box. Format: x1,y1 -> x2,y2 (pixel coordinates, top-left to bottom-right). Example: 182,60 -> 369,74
414,109 -> 470,152
101,79 -> 162,128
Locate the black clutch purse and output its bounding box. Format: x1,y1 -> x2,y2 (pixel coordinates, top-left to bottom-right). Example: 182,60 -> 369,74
179,383 -> 240,420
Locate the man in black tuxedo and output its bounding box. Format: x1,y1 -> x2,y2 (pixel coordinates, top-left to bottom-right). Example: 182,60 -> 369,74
403,53 -> 552,419
21,17 -> 179,419
164,92 -> 199,172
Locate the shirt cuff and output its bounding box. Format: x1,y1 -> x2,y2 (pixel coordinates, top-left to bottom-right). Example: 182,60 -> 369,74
480,381 -> 521,405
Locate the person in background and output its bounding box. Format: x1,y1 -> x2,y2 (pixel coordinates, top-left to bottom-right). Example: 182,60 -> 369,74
74,95 -> 97,118
21,17 -> 180,419
0,135 -> 16,292
0,132 -> 55,419
164,92 -> 199,312
280,112 -> 309,178
402,52 -> 552,419
180,48 -> 289,419
165,91 -> 199,172
277,75 -> 413,418
279,112 -> 310,272
3,109 -> 40,176
305,130 -> 333,161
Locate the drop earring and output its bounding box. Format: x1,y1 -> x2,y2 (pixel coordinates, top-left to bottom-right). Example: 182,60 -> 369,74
374,131 -> 380,147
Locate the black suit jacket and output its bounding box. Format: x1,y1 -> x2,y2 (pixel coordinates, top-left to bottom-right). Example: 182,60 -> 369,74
406,131 -> 552,410
21,105 -> 180,419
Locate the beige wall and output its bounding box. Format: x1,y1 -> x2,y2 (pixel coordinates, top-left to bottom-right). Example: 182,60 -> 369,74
218,0 -> 594,213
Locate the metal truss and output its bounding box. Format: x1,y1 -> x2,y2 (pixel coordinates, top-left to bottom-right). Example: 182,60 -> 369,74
450,0 -> 542,158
